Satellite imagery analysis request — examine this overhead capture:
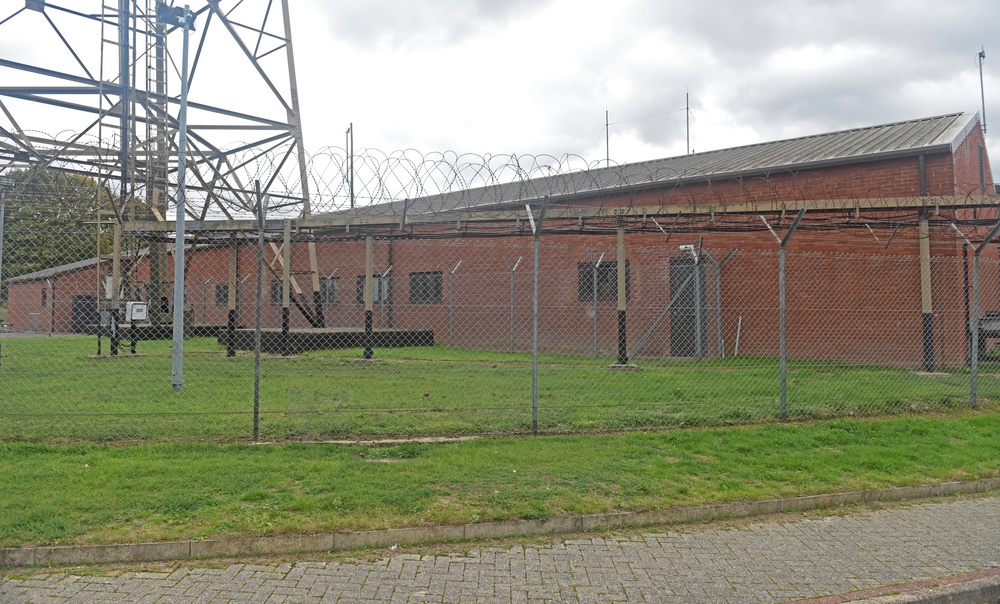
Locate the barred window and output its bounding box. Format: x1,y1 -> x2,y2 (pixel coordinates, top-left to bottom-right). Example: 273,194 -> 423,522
355,275 -> 390,304
577,261 -> 629,301
409,271 -> 443,304
320,277 -> 339,305
214,284 -> 229,306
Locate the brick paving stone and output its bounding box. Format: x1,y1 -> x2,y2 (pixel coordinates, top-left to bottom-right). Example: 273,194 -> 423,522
3,496 -> 1000,603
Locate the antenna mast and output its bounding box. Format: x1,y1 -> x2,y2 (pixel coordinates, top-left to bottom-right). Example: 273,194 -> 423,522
605,110 -> 610,168
978,48 -> 987,134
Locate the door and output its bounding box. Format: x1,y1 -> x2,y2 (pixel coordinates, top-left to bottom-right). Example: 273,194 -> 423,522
669,257 -> 705,357
71,295 -> 99,333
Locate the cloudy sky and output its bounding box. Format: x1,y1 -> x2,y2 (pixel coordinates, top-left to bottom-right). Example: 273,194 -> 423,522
286,0 -> 1000,167
1,0 -> 998,183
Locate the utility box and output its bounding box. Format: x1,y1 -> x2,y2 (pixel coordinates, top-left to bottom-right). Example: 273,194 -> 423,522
125,302 -> 148,322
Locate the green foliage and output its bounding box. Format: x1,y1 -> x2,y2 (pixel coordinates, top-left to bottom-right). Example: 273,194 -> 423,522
1,169 -> 111,285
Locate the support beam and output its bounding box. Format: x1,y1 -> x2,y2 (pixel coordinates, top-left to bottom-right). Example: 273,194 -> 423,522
919,216 -> 934,372
616,224 -> 628,365
226,235 -> 238,357
110,221 -> 122,355
364,234 -> 374,360
281,218 -> 291,356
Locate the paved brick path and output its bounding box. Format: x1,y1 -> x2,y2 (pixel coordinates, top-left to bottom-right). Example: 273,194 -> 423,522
2,496 -> 998,603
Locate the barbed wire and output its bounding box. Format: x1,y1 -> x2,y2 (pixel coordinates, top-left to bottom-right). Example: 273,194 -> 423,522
4,129 -> 998,224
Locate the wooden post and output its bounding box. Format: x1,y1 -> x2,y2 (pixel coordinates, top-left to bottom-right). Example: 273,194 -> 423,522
616,224 -> 627,364
111,221 -> 122,355
364,235 -> 374,359
281,219 -> 291,355
226,235 -> 238,357
919,216 -> 934,372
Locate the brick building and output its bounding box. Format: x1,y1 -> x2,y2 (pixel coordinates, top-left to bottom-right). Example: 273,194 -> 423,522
6,112 -> 997,368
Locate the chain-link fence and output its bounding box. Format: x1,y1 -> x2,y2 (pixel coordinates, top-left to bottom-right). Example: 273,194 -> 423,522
1,218 -> 999,443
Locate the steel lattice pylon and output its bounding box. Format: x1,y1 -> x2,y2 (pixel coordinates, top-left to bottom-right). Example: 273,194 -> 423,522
0,0 -> 312,220
0,0 -> 324,329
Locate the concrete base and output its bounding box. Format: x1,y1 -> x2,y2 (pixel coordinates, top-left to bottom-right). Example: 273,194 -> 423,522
606,363 -> 641,372
219,328 -> 434,355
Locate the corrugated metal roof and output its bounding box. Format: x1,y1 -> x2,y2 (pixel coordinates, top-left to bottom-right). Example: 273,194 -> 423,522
328,112 -> 979,217
6,257 -> 105,284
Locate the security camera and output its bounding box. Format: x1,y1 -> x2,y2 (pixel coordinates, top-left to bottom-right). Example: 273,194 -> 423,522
679,244 -> 698,262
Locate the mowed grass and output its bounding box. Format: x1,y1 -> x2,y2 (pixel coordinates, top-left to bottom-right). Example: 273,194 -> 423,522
0,335 -> 997,441
0,413 -> 997,547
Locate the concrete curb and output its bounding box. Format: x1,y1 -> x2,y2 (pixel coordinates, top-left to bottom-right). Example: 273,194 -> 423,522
3,477 -> 998,569
856,574 -> 1000,603
789,568 -> 1000,603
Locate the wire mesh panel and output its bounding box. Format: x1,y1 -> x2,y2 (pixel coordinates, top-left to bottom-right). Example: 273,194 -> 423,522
783,251 -> 971,420
246,236 -> 538,439
1,217 -> 998,443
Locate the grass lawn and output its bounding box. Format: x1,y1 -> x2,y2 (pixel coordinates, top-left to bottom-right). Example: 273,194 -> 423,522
0,336 -> 997,441
0,413 -> 997,547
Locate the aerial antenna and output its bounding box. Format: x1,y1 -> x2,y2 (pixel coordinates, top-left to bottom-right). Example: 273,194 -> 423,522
686,90 -> 690,155
346,123 -> 355,209
605,109 -> 610,168
977,47 -> 987,134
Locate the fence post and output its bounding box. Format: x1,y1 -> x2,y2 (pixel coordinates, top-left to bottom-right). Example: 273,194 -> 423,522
593,252 -> 605,358
694,237 -> 703,359
364,234 -> 374,360
504,256 -> 522,354
762,209 -> 805,422
447,260 -> 462,345
253,182 -> 267,441
530,196 -> 549,434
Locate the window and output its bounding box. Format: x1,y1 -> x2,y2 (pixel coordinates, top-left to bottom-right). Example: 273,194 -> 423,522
356,275 -> 390,304
320,277 -> 339,305
270,281 -> 284,305
41,288 -> 47,307
578,261 -> 629,301
214,283 -> 229,306
409,271 -> 443,304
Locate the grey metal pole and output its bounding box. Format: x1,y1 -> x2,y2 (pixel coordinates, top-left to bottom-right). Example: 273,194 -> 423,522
971,252 -> 980,408
761,210 -> 805,422
593,252 -> 604,358
694,249 -> 702,359
510,268 -> 515,353
715,257 -> 723,357
778,246 -> 787,421
531,197 -> 549,434
253,182 -> 266,441
505,256 -> 521,354
170,6 -> 192,392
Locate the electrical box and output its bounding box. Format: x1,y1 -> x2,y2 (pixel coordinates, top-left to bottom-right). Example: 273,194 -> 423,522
125,302 -> 148,322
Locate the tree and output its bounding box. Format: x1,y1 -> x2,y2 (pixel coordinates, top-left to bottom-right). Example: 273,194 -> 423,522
1,169 -> 113,295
